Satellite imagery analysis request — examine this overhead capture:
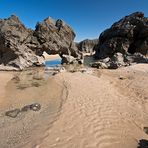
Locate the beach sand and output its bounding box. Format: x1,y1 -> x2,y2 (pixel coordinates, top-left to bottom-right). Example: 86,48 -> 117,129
43,52 -> 61,61
0,64 -> 148,148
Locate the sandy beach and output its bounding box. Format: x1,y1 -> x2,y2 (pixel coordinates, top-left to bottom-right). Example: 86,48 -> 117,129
0,64 -> 148,148
43,52 -> 61,61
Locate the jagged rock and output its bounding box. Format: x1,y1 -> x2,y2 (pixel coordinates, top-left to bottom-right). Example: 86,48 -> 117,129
34,17 -> 76,56
0,15 -> 82,70
77,39 -> 99,54
95,12 -> 148,59
93,12 -> 148,69
0,15 -> 44,70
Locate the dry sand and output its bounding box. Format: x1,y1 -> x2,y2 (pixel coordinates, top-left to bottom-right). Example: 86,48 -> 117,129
43,52 -> 61,61
0,64 -> 148,148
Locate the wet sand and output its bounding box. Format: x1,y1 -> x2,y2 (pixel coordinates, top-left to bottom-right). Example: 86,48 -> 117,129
0,64 -> 148,148
0,69 -> 67,148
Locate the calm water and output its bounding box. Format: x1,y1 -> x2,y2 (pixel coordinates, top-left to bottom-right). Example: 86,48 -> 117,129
45,59 -> 61,67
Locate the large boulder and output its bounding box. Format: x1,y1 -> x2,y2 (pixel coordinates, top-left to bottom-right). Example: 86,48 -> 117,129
0,15 -> 82,70
33,17 -> 76,56
0,15 -> 44,70
77,39 -> 99,54
95,12 -> 148,59
93,12 -> 148,69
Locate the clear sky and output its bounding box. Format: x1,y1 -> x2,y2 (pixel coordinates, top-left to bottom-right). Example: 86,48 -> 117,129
0,0 -> 148,41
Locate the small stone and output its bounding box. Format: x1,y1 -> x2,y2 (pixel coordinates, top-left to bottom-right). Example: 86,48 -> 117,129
30,103 -> 41,111
5,109 -> 20,118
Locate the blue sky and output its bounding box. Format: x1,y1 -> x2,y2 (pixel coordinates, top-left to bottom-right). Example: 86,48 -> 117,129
0,0 -> 148,41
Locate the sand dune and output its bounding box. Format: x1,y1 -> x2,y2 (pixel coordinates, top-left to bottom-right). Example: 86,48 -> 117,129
37,64 -> 148,148
0,64 -> 148,148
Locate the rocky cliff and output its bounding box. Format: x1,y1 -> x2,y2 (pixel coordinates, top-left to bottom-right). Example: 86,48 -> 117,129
0,15 -> 81,70
77,39 -> 99,54
93,12 -> 148,69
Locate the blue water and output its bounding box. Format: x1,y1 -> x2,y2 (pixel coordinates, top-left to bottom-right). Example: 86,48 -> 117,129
45,59 -> 61,67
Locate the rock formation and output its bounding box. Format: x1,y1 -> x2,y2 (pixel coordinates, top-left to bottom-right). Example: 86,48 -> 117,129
77,39 -> 99,54
0,15 -> 82,70
93,12 -> 148,69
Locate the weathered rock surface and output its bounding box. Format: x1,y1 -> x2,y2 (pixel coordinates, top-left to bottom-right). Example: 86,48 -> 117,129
93,12 -> 148,69
0,15 -> 82,70
0,15 -> 44,70
77,39 -> 99,54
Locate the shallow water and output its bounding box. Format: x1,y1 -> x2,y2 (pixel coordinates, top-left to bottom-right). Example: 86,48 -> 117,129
45,59 -> 61,67
0,69 -> 67,148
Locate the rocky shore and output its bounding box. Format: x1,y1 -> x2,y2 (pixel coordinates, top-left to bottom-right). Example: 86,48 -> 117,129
0,11 -> 148,148
0,15 -> 82,70
0,11 -> 147,71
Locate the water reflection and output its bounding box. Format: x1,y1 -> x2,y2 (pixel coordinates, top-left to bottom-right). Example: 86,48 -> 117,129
45,59 -> 61,67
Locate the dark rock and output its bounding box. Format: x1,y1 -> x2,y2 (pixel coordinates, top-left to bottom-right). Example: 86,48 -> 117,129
30,103 -> 41,111
21,103 -> 41,112
93,12 -> 148,69
91,61 -> 108,69
77,39 -> 99,54
0,15 -> 44,70
55,19 -> 63,32
138,139 -> 148,148
34,17 -> 82,62
5,109 -> 20,118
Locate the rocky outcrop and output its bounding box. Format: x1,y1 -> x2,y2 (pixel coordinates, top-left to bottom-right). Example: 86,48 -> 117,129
0,15 -> 82,70
77,39 -> 99,54
0,15 -> 43,70
93,12 -> 148,69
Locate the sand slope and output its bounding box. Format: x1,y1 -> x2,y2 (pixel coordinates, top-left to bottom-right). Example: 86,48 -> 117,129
37,64 -> 148,148
0,64 -> 148,148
